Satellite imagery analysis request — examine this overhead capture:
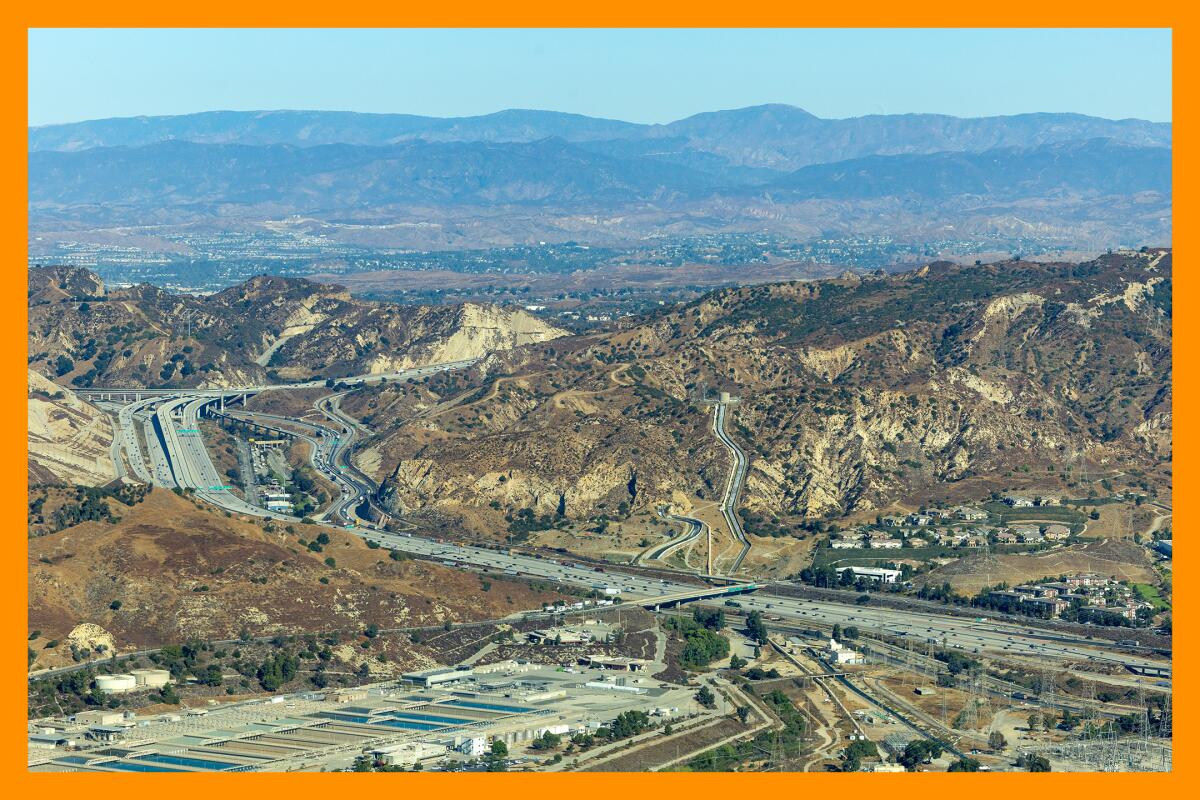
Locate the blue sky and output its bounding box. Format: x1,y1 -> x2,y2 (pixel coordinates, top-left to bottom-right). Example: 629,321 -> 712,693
28,28 -> 1172,126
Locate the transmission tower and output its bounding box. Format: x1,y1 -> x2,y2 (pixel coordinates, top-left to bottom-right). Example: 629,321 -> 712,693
177,309 -> 197,340
1038,668 -> 1056,705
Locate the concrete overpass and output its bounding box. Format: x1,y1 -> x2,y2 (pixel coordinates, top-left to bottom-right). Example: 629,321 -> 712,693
1127,664 -> 1171,678
637,582 -> 761,611
78,387 -> 258,406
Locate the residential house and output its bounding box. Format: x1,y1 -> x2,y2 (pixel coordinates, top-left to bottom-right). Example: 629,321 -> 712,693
830,539 -> 865,549
1043,524 -> 1071,541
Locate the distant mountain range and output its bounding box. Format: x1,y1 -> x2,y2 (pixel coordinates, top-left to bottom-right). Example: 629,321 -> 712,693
29,136 -> 1170,211
26,105 -> 1173,251
29,104 -> 1171,171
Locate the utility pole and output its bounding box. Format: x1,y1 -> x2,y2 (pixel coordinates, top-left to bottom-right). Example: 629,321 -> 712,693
707,525 -> 712,575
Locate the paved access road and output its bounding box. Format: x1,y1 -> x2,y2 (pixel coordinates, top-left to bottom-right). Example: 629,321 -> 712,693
712,401 -> 750,573
641,512 -> 705,563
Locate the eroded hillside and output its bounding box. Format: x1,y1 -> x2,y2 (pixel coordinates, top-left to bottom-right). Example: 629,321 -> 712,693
27,369 -> 116,486
344,251 -> 1171,536
27,266 -> 566,388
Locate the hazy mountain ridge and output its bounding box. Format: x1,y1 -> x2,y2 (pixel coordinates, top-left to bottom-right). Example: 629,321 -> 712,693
28,106 -> 1173,250
30,105 -> 1171,171
29,137 -> 1169,211
28,137 -> 725,210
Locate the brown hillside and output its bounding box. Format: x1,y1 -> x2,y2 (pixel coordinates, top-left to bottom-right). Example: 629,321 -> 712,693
28,488 -> 565,663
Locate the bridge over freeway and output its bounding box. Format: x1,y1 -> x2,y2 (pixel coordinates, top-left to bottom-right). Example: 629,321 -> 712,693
78,387 -> 259,406
636,582 -> 760,610
1127,663 -> 1171,678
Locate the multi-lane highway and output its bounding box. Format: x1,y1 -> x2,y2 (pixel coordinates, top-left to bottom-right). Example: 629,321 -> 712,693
136,403 -> 1172,672
93,365 -> 1170,677
712,400 -> 750,573
313,392 -> 378,524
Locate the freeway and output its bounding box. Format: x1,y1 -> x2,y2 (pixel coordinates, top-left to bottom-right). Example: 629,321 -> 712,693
145,404 -> 180,488
348,527 -> 1168,672
723,591 -> 1168,672
215,408 -> 346,520
164,397 -> 294,519
94,358 -> 479,518
712,400 -> 750,573
122,403 -> 155,483
106,396 -> 164,484
314,391 -> 381,525
102,380 -> 1171,677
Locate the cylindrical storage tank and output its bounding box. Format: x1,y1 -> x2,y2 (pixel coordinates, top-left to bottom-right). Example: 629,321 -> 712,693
130,669 -> 171,688
96,674 -> 137,694
145,669 -> 170,687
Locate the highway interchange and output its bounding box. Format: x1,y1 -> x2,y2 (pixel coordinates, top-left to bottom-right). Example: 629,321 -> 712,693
91,364 -> 1170,679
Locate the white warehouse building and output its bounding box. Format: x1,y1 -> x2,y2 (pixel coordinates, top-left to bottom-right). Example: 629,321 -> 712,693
826,639 -> 864,665
848,566 -> 902,584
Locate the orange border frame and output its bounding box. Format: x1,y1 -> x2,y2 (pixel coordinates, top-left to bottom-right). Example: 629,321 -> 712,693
5,11 -> 1185,795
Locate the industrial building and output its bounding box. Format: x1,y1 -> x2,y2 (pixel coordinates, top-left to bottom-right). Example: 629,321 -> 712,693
824,639 -> 864,665
847,566 -> 902,584
401,666 -> 475,688
30,664 -> 702,773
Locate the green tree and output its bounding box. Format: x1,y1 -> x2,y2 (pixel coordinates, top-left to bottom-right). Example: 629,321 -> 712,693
745,610 -> 768,643
197,664 -> 223,687
485,739 -> 509,771
696,685 -> 717,709
1017,753 -> 1051,772
843,739 -> 878,771
530,732 -> 561,751
988,731 -> 1007,751
898,740 -> 944,770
